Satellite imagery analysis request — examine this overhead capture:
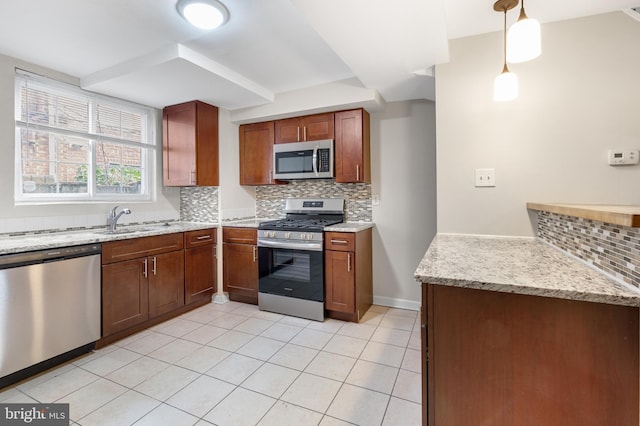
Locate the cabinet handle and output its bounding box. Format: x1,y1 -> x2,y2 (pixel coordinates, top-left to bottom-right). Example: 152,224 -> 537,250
253,246 -> 257,262
347,253 -> 352,272
152,256 -> 157,276
303,126 -> 307,141
356,164 -> 360,181
269,169 -> 273,184
190,170 -> 196,185
143,258 -> 148,277
196,235 -> 211,240
331,239 -> 349,245
297,127 -> 300,141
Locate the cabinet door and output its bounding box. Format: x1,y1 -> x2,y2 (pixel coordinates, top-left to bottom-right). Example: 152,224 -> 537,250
302,113 -> 334,141
163,101 -> 218,187
335,109 -> 370,183
275,113 -> 335,143
240,121 -> 275,185
274,117 -> 302,143
223,243 -> 258,304
102,258 -> 148,336
148,251 -> 185,318
325,250 -> 355,313
163,102 -> 196,186
185,244 -> 216,304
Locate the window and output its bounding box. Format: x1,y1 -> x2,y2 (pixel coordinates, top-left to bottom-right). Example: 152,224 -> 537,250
14,71 -> 156,203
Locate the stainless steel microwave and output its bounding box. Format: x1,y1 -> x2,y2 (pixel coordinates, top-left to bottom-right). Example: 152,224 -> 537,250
273,139 -> 334,179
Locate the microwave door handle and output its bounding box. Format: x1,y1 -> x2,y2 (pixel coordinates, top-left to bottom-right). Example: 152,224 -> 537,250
312,145 -> 319,176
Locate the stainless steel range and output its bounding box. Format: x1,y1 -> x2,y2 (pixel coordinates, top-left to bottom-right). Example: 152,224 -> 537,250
258,198 -> 344,321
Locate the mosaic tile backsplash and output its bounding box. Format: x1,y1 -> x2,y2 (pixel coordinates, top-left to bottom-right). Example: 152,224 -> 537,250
255,180 -> 372,222
537,211 -> 640,288
180,186 -> 219,222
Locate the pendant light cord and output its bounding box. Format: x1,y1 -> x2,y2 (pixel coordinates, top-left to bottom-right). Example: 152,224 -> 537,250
502,7 -> 509,73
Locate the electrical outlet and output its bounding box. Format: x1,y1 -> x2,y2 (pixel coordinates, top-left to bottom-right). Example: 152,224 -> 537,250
475,168 -> 496,187
372,194 -> 380,206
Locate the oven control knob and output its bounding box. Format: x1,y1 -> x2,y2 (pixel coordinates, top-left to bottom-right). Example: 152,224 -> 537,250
285,232 -> 291,239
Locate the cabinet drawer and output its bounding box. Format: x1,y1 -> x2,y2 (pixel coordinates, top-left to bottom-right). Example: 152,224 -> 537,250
223,227 -> 257,245
185,228 -> 217,248
324,232 -> 355,251
102,233 -> 184,264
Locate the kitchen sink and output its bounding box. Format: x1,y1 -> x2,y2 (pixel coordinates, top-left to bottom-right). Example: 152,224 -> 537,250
92,223 -> 174,235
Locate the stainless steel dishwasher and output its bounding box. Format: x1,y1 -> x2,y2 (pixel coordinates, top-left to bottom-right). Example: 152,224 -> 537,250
0,244 -> 101,387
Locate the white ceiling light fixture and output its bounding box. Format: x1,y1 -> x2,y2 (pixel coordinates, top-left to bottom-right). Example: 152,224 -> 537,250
176,0 -> 229,30
493,0 -> 518,102
507,0 -> 541,63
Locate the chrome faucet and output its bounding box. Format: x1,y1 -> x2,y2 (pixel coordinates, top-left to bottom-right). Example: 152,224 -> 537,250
108,206 -> 131,232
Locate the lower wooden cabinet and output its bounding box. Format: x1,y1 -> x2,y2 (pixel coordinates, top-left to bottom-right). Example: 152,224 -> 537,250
102,234 -> 185,337
424,283 -> 639,425
324,229 -> 372,322
184,228 -> 217,305
102,258 -> 148,335
222,227 -> 258,304
101,229 -> 217,343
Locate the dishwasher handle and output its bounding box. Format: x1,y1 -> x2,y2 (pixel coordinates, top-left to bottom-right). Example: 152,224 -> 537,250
0,244 -> 102,269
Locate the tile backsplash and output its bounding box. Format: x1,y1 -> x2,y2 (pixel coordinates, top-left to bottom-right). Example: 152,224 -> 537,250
180,186 -> 219,222
537,211 -> 640,288
255,180 -> 372,221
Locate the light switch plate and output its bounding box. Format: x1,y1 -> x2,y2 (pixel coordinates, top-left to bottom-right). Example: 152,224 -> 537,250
475,168 -> 496,187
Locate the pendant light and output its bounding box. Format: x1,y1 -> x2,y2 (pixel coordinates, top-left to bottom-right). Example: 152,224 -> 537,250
493,0 -> 518,102
507,0 -> 541,63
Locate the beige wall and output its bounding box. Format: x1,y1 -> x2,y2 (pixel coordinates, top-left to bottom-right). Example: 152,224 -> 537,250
371,100 -> 437,307
436,12 -> 640,237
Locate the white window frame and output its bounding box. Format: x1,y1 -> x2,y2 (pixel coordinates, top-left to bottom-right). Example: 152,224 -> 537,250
14,70 -> 157,204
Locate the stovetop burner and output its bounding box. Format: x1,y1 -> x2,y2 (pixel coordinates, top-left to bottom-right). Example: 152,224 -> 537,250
258,218 -> 343,232
258,198 -> 345,232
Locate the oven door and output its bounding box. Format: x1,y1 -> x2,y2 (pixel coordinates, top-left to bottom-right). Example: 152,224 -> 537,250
258,246 -> 324,302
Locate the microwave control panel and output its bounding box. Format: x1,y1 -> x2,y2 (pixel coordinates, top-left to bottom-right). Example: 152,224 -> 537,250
318,149 -> 331,172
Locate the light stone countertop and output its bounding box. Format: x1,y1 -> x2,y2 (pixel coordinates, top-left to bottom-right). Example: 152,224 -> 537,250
0,222 -> 218,255
222,218 -> 276,228
324,222 -> 375,232
415,233 -> 640,307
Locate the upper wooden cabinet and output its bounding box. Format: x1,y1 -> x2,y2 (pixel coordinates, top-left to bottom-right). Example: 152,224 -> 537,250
275,113 -> 334,143
335,109 -> 370,183
162,100 -> 219,187
239,121 -> 276,185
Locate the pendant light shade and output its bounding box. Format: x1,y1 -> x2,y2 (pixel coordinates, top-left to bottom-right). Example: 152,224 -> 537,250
507,0 -> 541,63
493,0 -> 518,102
494,65 -> 518,101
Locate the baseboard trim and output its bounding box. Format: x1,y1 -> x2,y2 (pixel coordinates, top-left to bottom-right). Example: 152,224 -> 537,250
373,295 -> 420,311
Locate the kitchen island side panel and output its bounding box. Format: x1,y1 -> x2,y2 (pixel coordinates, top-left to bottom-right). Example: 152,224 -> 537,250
427,284 -> 639,426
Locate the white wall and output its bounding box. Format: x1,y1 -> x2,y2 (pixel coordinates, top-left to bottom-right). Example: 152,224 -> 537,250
218,108 -> 256,220
436,12 -> 640,237
371,100 -> 437,307
0,53 -> 181,232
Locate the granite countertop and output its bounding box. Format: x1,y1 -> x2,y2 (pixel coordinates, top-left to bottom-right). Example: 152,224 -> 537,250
415,233 -> 640,307
0,222 -> 218,255
324,222 -> 375,232
222,218 -> 276,228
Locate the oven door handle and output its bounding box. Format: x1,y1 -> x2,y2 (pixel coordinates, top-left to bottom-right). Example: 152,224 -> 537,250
258,239 -> 323,252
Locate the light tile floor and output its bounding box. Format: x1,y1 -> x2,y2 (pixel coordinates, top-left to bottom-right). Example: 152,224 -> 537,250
0,302 -> 422,426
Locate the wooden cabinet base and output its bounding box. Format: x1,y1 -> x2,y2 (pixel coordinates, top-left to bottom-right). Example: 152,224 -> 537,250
228,292 -> 258,305
96,298 -> 210,349
425,284 -> 639,425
